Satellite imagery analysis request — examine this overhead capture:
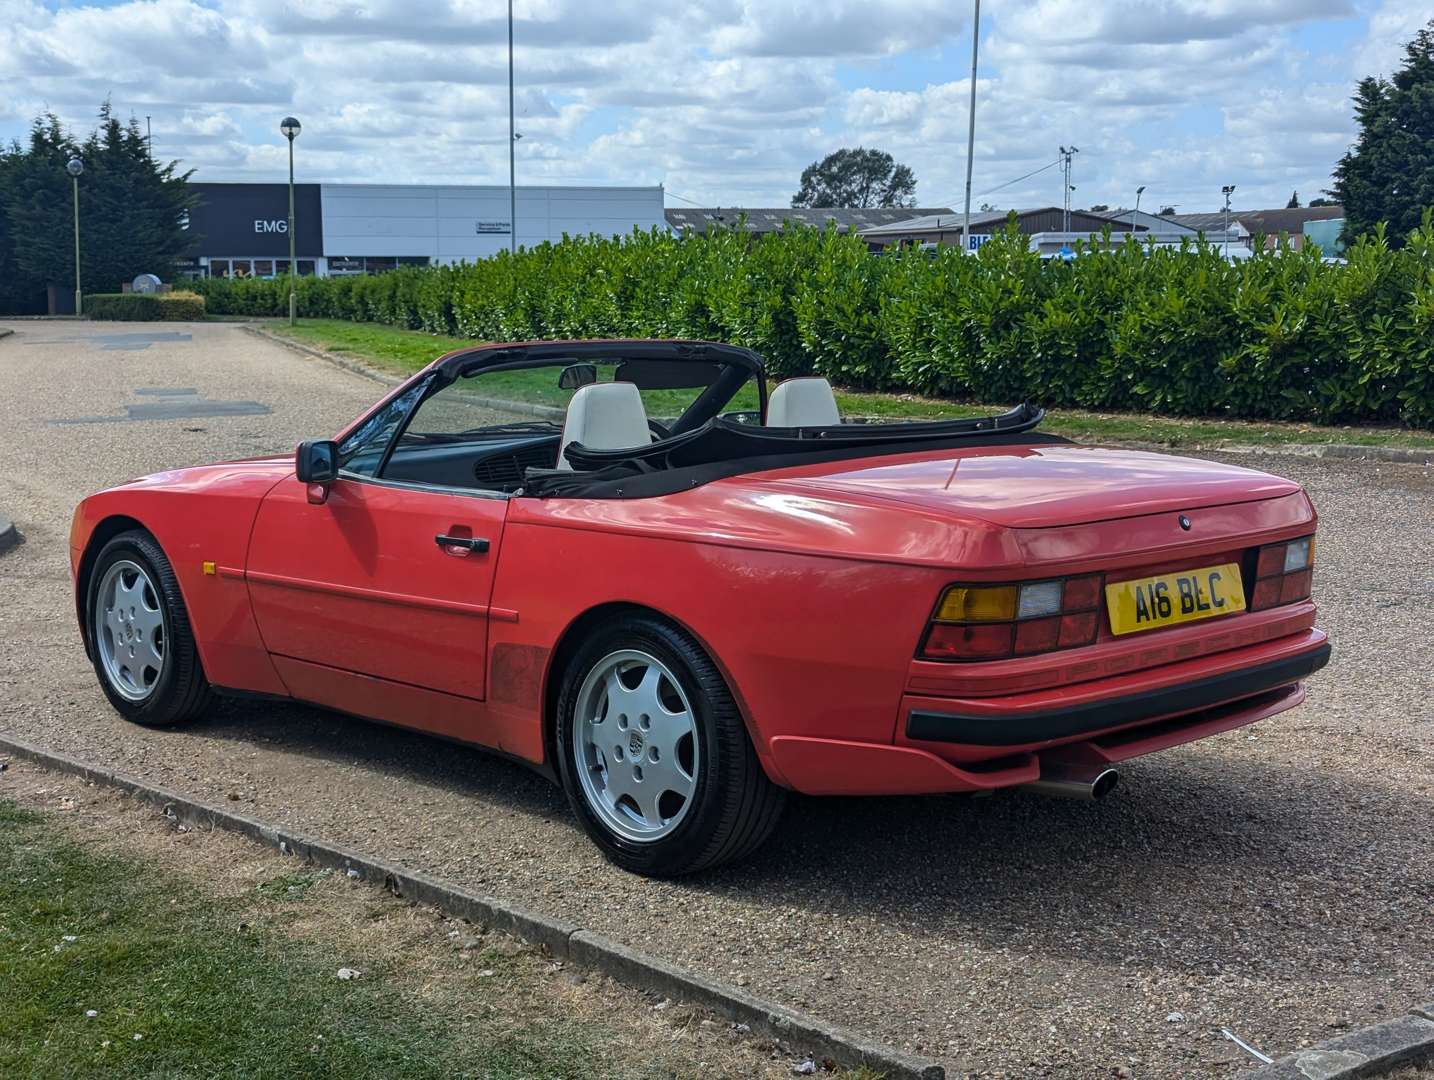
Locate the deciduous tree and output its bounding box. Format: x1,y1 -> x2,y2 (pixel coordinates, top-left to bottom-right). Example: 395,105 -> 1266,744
791,148 -> 917,209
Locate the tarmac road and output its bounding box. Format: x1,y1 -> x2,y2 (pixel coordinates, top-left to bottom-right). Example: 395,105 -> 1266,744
2,319 -> 1432,1078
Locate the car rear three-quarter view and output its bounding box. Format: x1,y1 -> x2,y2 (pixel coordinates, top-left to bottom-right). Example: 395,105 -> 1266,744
70,339 -> 1329,877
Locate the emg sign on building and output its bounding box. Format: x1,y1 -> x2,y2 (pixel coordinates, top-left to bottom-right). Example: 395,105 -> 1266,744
185,182 -> 666,279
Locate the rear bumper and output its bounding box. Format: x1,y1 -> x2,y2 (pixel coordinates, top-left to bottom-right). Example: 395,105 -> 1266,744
765,629 -> 1328,797
907,640 -> 1331,746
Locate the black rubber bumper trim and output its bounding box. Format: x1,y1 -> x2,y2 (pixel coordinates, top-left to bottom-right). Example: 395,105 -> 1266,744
906,641 -> 1331,746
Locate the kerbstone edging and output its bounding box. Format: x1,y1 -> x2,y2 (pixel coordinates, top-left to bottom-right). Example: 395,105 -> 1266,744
242,323 -> 403,387
0,516 -> 20,555
0,327 -> 14,340
1248,1010 -> 1434,1079
0,734 -> 945,1080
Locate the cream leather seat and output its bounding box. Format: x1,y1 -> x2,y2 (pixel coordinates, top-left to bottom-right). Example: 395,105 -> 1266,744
556,382 -> 651,470
767,377 -> 840,427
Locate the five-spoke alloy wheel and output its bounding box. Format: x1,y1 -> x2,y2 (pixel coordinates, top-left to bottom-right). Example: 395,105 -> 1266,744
86,530 -> 212,726
555,613 -> 785,876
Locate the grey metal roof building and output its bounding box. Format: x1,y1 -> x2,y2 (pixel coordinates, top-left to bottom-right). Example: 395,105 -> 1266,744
663,206 -> 954,236
858,207 -> 1140,249
1165,206 -> 1342,237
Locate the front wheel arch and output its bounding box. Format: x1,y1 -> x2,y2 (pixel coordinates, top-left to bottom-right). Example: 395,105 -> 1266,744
75,514 -> 149,657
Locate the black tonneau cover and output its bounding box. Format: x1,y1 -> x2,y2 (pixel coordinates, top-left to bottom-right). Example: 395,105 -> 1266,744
524,403 -> 1059,499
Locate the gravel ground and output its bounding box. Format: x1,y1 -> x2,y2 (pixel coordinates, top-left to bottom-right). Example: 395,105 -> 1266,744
2,319 -> 1432,1079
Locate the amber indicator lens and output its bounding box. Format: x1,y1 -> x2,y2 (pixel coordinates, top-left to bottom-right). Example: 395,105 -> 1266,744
925,573 -> 1106,661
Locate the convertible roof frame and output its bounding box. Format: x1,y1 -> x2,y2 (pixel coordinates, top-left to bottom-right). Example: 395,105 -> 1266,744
432,339 -> 766,381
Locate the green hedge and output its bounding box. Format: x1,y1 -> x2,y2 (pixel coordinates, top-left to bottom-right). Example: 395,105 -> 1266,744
86,291 -> 206,321
187,213 -> 1434,427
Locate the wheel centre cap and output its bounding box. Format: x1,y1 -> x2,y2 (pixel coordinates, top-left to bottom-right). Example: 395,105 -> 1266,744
628,730 -> 644,756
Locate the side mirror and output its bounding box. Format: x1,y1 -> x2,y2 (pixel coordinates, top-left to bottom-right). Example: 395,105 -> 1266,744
558,363 -> 598,390
296,440 -> 337,503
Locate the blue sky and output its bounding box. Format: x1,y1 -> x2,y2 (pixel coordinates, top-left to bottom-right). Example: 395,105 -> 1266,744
2,1 -> 1428,214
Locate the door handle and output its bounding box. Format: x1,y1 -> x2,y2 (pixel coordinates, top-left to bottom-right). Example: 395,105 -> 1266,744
435,534 -> 490,553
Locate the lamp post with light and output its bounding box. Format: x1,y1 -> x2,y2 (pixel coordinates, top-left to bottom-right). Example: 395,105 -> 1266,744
66,157 -> 84,317
281,116 -> 301,325
1129,184 -> 1145,234
1221,184 -> 1236,259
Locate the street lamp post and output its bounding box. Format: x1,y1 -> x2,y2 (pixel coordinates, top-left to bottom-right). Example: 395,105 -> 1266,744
66,158 -> 84,317
1221,184 -> 1236,259
1129,184 -> 1145,234
1058,146 -> 1079,232
960,0 -> 980,255
281,117 -> 302,325
508,0 -> 517,255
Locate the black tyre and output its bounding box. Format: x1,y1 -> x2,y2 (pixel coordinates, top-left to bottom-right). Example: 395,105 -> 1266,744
86,530 -> 212,727
554,614 -> 786,876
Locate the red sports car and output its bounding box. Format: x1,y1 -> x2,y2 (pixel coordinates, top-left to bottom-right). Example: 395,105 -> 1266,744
71,340 -> 1329,875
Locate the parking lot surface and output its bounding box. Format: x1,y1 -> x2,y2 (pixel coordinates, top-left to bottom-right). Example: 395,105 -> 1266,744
2,320 -> 1431,1078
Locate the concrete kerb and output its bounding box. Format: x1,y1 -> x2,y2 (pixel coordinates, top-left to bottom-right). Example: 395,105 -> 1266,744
0,327 -> 14,341
0,734 -> 945,1080
0,516 -> 20,555
1248,1009 -> 1434,1079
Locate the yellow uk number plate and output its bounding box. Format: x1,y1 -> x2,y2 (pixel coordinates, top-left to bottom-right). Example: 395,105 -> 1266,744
1105,563 -> 1246,636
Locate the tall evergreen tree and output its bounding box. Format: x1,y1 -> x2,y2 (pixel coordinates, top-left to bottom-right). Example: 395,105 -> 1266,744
78,101 -> 197,293
0,103 -> 196,314
1286,191 -> 1301,208
1331,19 -> 1434,245
3,115 -> 79,311
0,140 -> 32,314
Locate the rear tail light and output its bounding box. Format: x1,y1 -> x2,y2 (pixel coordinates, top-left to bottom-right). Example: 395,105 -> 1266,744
1251,535 -> 1315,611
921,576 -> 1102,661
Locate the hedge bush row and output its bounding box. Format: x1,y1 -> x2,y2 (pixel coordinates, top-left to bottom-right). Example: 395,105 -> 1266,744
87,291 -> 206,321
186,214 -> 1434,427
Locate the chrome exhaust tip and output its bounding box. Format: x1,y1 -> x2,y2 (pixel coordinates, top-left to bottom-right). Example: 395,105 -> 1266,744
1021,763 -> 1120,801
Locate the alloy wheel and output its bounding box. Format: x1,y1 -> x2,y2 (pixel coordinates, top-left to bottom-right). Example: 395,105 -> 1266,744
94,559 -> 166,702
572,649 -> 699,843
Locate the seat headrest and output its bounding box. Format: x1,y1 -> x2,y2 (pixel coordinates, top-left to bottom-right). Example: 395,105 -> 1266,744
556,381 -> 651,470
767,377 -> 840,427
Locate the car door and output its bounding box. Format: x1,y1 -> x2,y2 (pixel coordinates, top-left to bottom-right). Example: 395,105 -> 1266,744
246,375 -> 509,702
246,475 -> 506,700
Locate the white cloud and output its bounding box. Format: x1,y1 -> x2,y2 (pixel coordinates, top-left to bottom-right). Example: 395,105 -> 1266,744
708,1 -> 968,58
0,0 -> 1409,211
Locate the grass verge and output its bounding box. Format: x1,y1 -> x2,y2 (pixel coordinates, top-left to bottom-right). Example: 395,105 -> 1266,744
0,789 -> 827,1080
259,317 -> 1434,451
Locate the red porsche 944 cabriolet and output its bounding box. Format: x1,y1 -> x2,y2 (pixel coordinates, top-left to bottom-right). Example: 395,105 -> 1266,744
71,340 -> 1329,875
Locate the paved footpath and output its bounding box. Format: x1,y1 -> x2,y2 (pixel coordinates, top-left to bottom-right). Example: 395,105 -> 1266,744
2,320 -> 1432,1078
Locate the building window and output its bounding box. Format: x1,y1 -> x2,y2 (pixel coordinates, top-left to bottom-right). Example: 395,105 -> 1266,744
328,256 -> 363,275
365,256 -> 398,273
254,259 -> 275,278
231,259 -> 253,279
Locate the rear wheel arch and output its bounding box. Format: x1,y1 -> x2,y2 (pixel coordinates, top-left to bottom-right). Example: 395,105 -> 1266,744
547,605 -> 786,874
76,514 -> 149,654
542,602 -> 769,779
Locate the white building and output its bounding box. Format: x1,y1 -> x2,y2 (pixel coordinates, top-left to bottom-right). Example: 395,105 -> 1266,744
184,182 -> 667,279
